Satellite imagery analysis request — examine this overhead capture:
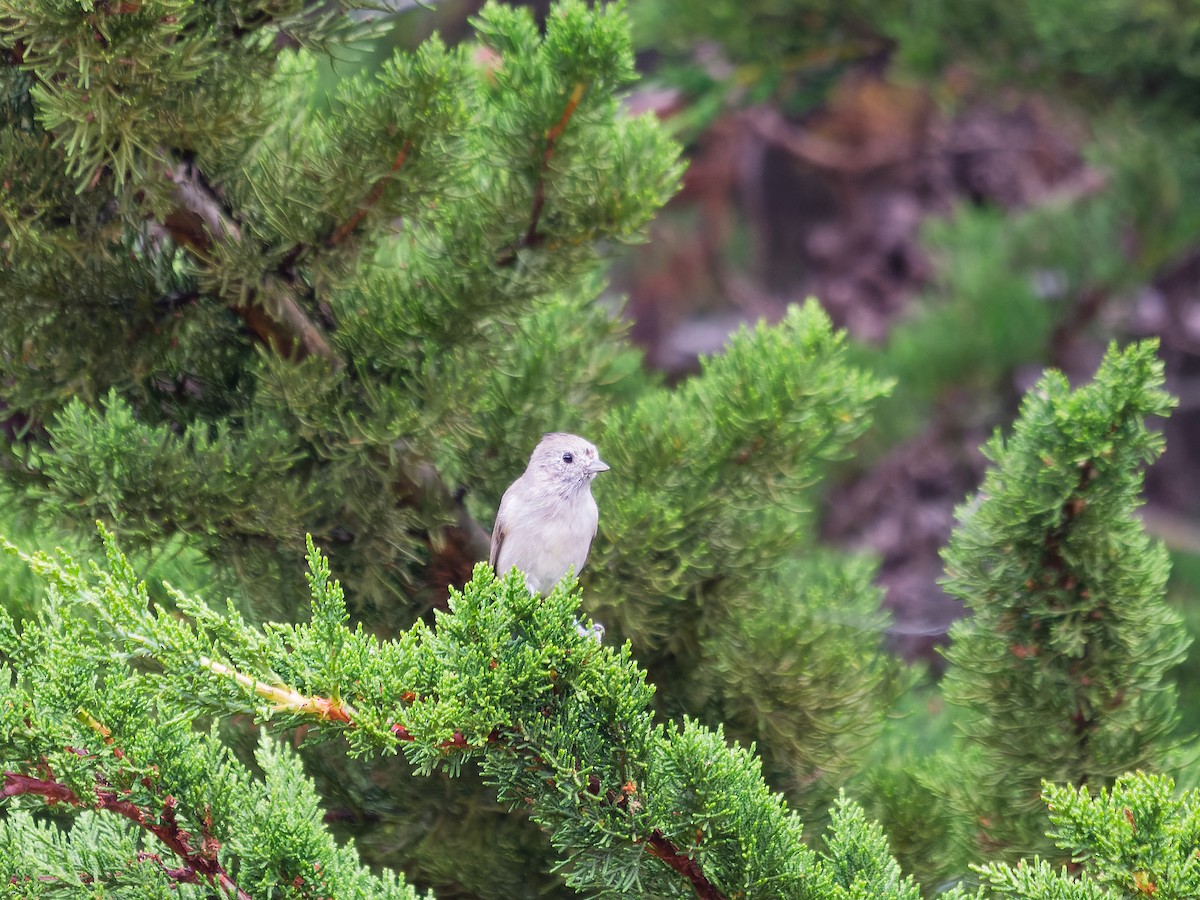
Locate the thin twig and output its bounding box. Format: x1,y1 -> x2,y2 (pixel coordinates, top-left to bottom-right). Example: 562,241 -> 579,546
499,81 -> 586,263
326,140 -> 413,248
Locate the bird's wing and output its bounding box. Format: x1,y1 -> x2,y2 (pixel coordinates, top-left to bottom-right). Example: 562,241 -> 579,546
489,506 -> 507,569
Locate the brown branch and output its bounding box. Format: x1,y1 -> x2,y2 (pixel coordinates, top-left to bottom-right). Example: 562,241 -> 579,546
527,81 -> 585,245
229,288 -> 343,368
161,160 -> 342,369
1,770 -> 78,804
498,81 -> 586,263
644,830 -> 727,900
3,769 -> 250,899
326,140 -> 413,248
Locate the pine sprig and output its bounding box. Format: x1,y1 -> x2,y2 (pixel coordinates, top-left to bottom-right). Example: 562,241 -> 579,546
593,300 -> 892,645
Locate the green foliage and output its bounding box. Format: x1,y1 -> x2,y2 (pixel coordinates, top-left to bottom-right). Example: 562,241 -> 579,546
631,0 -> 907,116
0,545 -> 429,898
893,0 -> 1200,120
27,390 -> 308,545
881,204 -> 1086,417
870,165 -> 1188,443
3,0 -> 344,189
937,341 -> 1190,865
585,300 -> 896,819
854,681 -> 971,889
6,0 -> 1200,892
696,553 -> 898,801
974,772 -> 1200,899
1,0 -> 683,625
875,0 -> 1200,453
0,0 -> 687,887
0,0 -> 916,886
1,532 -> 928,899
634,0 -> 878,67
593,301 -> 890,642
819,793 -> 925,900
1087,117 -> 1200,275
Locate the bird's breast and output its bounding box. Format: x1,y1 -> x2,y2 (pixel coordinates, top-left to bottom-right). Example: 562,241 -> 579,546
498,492 -> 598,594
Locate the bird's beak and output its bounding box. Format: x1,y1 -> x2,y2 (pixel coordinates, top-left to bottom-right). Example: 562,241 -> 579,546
589,458 -> 610,475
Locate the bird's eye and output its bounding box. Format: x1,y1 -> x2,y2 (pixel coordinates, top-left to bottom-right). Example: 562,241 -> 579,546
562,452 -> 574,464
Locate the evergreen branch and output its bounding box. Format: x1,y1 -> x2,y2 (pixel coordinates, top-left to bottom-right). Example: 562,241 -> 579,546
164,159 -> 500,590
162,160 -> 343,369
939,340 -> 1184,860
200,652 -> 473,748
325,139 -> 413,248
146,561 -> 744,897
644,830 -> 727,900
1039,459 -> 1105,742
2,769 -> 250,899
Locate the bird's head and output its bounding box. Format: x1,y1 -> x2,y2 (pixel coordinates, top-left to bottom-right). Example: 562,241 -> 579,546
529,432 -> 610,495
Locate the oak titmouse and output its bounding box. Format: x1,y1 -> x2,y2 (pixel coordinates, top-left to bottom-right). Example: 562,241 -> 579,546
489,432 -> 609,595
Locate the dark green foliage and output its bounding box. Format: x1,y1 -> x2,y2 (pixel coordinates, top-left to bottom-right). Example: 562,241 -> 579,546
819,793 -> 923,900
938,341 -> 1190,864
895,0 -> 1200,119
631,0 -> 906,105
628,0 -> 916,136
595,301 -> 890,635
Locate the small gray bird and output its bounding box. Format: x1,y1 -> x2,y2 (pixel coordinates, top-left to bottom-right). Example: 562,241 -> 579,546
489,432 -> 609,595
